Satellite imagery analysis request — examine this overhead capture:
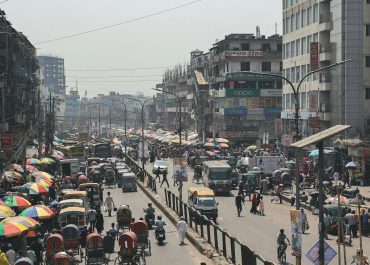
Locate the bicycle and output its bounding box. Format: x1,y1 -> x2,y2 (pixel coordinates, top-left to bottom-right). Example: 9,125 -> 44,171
277,243 -> 290,264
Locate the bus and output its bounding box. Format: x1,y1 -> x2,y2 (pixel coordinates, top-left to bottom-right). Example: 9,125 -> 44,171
203,160 -> 232,194
90,143 -> 112,158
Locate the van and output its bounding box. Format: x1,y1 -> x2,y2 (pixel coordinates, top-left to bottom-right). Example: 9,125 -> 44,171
188,187 -> 218,221
203,160 -> 232,194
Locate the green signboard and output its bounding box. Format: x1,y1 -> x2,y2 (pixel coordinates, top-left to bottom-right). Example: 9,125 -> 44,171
225,72 -> 282,81
226,88 -> 260,97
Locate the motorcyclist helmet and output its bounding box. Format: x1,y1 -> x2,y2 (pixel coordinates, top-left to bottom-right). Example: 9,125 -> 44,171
157,215 -> 162,220
280,229 -> 284,234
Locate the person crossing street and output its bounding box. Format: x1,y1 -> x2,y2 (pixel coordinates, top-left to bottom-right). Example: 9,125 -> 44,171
235,193 -> 245,217
160,170 -> 170,188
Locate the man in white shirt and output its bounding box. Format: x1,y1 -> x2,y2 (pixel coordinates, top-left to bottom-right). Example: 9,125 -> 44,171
333,171 -> 340,184
104,192 -> 115,217
177,216 -> 187,245
6,244 -> 16,265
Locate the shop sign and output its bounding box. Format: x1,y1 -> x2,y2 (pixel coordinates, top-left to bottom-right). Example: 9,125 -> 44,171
247,108 -> 264,115
219,130 -> 258,139
308,116 -> 320,128
226,88 -> 259,97
260,89 -> 282,97
0,133 -> 12,153
173,158 -> 188,182
225,50 -> 264,57
264,108 -> 282,117
226,72 -> 281,81
224,107 -> 248,116
310,42 -> 319,71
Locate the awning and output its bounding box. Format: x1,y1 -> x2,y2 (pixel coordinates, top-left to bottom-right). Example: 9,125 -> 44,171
194,70 -> 208,85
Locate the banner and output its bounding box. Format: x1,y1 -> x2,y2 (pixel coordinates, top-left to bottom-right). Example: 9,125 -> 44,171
290,209 -> 302,257
173,158 -> 188,182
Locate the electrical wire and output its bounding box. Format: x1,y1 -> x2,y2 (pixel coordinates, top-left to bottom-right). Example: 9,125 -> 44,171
66,79 -> 160,83
67,74 -> 162,79
66,66 -> 169,72
35,0 -> 202,45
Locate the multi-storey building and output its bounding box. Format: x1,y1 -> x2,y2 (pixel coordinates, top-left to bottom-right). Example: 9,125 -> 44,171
156,33 -> 283,144
65,88 -> 80,129
282,0 -> 370,145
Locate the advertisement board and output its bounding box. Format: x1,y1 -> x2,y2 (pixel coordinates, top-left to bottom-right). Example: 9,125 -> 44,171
225,50 -> 264,57
310,42 -> 319,71
219,130 -> 258,139
290,210 -> 302,257
173,158 -> 188,182
225,88 -> 259,97
260,89 -> 282,97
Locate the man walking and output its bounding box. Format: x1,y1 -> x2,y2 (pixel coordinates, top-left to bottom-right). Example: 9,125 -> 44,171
154,167 -> 161,182
177,216 -> 187,245
87,208 -> 97,230
235,193 -> 245,217
104,192 -> 115,217
160,170 -> 170,188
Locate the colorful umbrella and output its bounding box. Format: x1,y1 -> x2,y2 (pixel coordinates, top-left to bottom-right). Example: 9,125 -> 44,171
35,178 -> 52,188
0,205 -> 16,217
206,151 -> 216,157
25,165 -> 38,173
215,138 -> 229,144
40,157 -> 55,165
23,182 -> 49,195
204,142 -> 216,147
26,158 -> 41,166
1,216 -> 39,228
1,196 -> 31,208
32,171 -> 53,182
325,195 -> 349,205
11,164 -> 24,174
19,205 -> 55,220
0,222 -> 28,237
219,143 -> 229,148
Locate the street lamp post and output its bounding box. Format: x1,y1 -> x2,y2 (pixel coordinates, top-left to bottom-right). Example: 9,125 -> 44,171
126,98 -> 153,172
245,59 -> 350,264
152,88 -> 184,200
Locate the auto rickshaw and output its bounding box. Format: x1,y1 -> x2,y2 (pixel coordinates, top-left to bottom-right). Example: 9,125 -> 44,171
85,232 -> 107,265
104,167 -> 116,188
54,252 -> 75,265
61,224 -> 82,261
116,168 -> 131,188
78,183 -> 101,209
241,171 -> 260,192
115,231 -> 141,265
116,205 -> 132,230
59,207 -> 86,230
323,204 -> 345,235
46,233 -> 64,264
121,172 -> 137,192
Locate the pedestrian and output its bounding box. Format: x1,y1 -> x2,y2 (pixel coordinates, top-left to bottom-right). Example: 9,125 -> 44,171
104,192 -> 115,217
299,209 -> 308,234
333,171 -> 340,184
173,172 -> 179,187
250,193 -> 257,214
235,193 -> 244,217
154,167 -> 161,182
96,209 -> 104,234
5,244 -> 15,265
363,208 -> 369,237
80,225 -> 88,248
238,182 -> 244,198
87,208 -> 97,230
177,216 -> 187,245
108,223 -> 119,242
160,170 -> 170,188
352,249 -> 369,265
257,196 -> 265,216
26,245 -> 36,264
99,184 -> 104,202
343,170 -> 351,188
271,184 -> 282,204
323,211 -> 332,239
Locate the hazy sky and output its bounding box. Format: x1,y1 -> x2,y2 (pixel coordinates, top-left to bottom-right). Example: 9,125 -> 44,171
3,0 -> 282,97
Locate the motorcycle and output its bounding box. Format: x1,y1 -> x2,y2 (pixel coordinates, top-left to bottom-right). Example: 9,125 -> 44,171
143,208 -> 155,229
155,229 -> 166,245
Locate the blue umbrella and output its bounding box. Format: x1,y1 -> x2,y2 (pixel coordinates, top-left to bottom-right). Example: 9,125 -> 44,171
309,149 -> 319,157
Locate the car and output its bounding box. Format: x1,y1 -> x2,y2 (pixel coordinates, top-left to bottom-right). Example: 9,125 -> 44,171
152,160 -> 168,174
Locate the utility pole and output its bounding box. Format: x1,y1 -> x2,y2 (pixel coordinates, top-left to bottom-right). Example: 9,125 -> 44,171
98,104 -> 101,139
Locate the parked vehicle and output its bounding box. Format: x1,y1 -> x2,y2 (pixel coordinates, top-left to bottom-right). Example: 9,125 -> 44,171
116,169 -> 131,188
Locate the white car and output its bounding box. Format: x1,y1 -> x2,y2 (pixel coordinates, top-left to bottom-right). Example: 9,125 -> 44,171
152,160 -> 168,174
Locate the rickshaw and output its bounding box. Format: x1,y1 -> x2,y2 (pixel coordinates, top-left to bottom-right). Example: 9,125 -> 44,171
59,199 -> 85,211
78,183 -> 101,209
117,205 -> 132,231
61,224 -> 82,261
14,258 -> 34,265
87,165 -> 102,183
77,175 -> 88,186
272,168 -> 290,184
323,204 -> 346,235
241,171 -> 260,192
45,233 -> 64,264
116,168 -> 131,188
85,232 -> 107,265
59,207 -> 86,230
115,231 -> 142,265
121,172 -> 137,192
54,252 -> 75,265
88,157 -> 101,166
131,220 -> 151,256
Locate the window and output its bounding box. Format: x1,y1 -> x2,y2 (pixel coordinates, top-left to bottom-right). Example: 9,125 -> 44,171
296,12 -> 301,29
241,43 -> 250,51
280,61 -> 283,72
366,25 -> 370,36
302,9 -> 307,27
307,6 -> 312,25
262,43 -> 271,51
262,62 -> 271,72
287,17 -> 291,32
296,39 -> 301,56
240,62 -> 250,71
307,35 -> 312,53
286,43 -> 290,58
366,88 -> 370,100
277,43 -> 282,52
313,4 -> 318,22
291,41 -> 295,57
313,33 -> 318,42
366,56 -> 370,67
291,14 -> 296,31
301,37 -> 307,54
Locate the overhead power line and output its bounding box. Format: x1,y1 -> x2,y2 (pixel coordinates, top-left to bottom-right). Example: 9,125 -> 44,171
35,0 -> 202,44
65,66 -> 169,72
66,79 -> 160,83
67,74 -> 162,79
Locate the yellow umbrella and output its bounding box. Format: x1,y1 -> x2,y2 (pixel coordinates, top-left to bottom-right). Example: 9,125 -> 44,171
0,205 -> 16,217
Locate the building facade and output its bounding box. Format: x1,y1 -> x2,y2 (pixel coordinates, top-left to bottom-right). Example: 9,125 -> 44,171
282,0 -> 370,145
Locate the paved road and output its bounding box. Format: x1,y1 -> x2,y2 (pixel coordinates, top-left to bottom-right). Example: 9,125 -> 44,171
100,184 -> 211,265
145,159 -> 370,265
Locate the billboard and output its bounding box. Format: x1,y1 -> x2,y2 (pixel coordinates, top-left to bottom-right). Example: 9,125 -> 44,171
173,158 -> 188,182
290,209 -> 302,257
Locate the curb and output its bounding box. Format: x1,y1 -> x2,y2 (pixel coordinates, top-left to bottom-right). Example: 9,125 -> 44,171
136,180 -> 207,254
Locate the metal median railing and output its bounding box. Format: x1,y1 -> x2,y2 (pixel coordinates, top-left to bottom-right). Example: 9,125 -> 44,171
126,156 -> 275,265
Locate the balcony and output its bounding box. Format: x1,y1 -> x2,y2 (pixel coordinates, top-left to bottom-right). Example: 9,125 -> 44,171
317,111 -> 331,121
319,43 -> 332,62
319,15 -> 332,32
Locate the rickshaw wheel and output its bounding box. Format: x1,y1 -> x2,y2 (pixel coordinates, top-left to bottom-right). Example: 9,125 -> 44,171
148,239 -> 151,256
114,256 -> 122,265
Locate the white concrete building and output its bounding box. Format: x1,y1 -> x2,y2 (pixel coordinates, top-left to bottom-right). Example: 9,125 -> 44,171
282,0 -> 370,142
